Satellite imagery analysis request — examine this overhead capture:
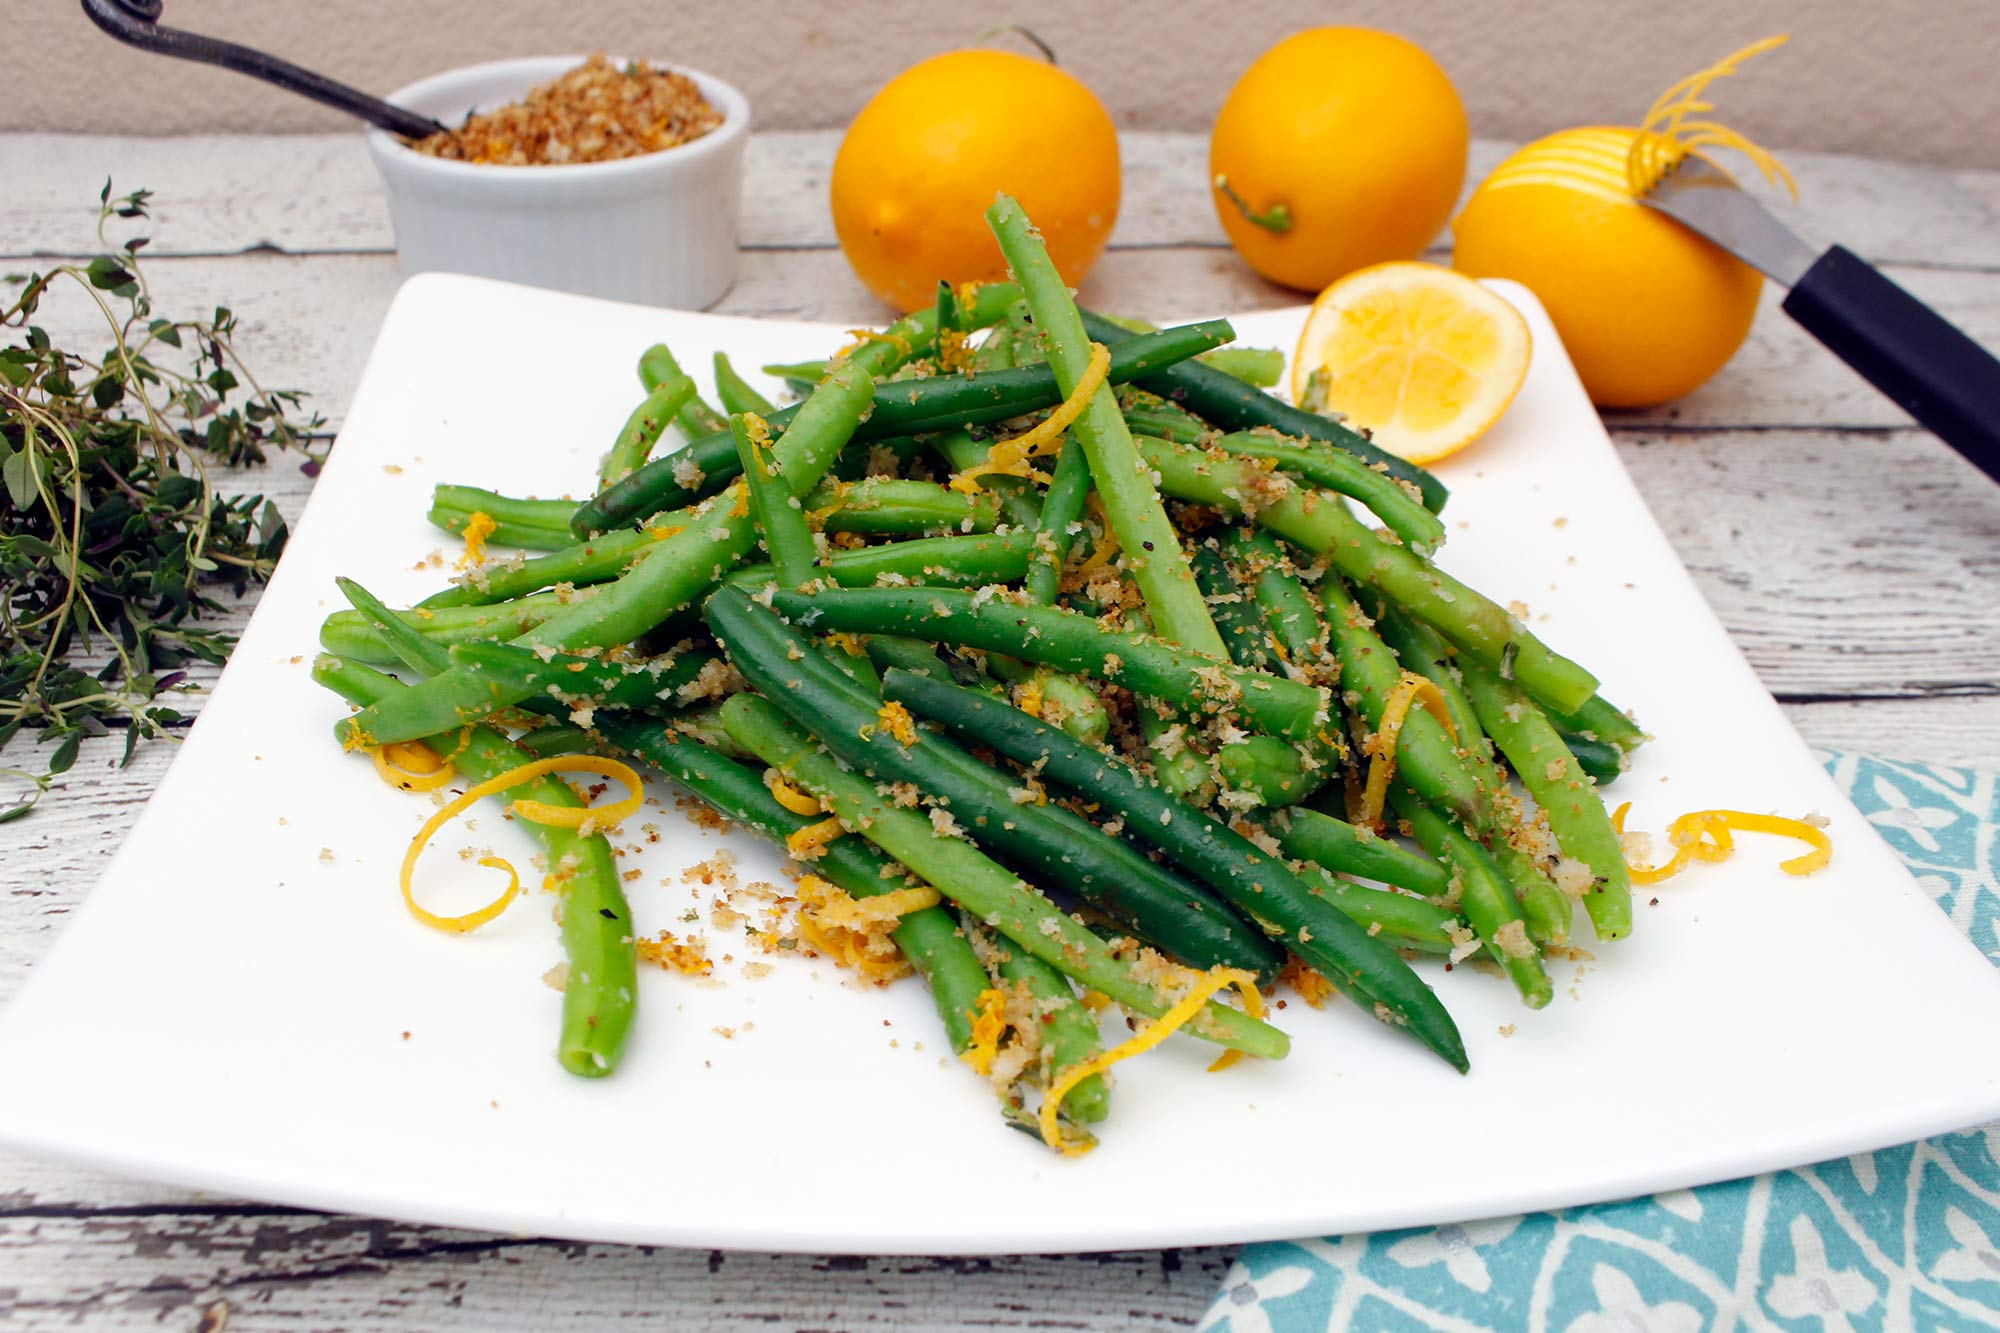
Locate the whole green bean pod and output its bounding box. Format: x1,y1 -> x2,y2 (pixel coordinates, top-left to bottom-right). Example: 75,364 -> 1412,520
975,925 -> 1110,1124
428,504 -> 575,552
1078,307 -> 1447,512
1390,787 -> 1553,1009
721,694 -> 1290,1060
862,635 -> 961,684
1290,859 -> 1467,956
312,655 -> 636,1076
600,715 -> 989,1055
1267,806 -> 1451,897
806,477 -> 1000,536
1459,659 -> 1633,942
1121,395 -> 1212,445
727,530 -> 1034,591
602,376 -> 696,486
732,412 -> 818,587
882,669 -> 1466,1071
713,351 -> 777,417
336,365 -> 875,749
1193,543 -> 1280,671
1550,694 -> 1648,755
1559,729 -> 1626,787
334,577 -> 454,676
707,588 -> 1280,976
444,641 -> 719,713
638,343 -> 727,437
430,485 -> 580,544
419,525 -> 680,609
1132,692 -> 1214,801
990,196 -> 1226,657
766,586 -> 1329,745
319,587 -> 602,667
1196,346 -> 1285,387
1136,434 -> 1600,717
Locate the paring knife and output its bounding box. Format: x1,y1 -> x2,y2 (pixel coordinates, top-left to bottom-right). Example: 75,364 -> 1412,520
1641,155 -> 2000,485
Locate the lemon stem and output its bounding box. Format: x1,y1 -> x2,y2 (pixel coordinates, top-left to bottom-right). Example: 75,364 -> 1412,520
1214,175 -> 1292,235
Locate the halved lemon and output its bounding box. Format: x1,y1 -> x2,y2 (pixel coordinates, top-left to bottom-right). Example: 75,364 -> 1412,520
1291,262 -> 1531,465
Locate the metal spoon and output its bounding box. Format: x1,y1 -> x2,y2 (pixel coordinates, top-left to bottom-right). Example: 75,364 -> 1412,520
81,0 -> 447,140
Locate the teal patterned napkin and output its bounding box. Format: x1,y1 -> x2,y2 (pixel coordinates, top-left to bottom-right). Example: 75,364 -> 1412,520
1201,753 -> 2000,1332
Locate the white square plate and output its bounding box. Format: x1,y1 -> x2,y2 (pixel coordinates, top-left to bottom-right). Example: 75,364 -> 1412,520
3,274 -> 1997,1255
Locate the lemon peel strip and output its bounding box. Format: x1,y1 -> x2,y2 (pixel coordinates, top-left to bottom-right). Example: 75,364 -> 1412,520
951,341 -> 1112,493
1039,966 -> 1260,1156
1613,803 -> 1831,884
1627,36 -> 1797,200
372,740 -> 455,792
1356,673 -> 1458,831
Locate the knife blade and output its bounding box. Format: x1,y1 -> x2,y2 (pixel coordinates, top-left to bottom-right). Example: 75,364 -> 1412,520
1640,156 -> 2000,485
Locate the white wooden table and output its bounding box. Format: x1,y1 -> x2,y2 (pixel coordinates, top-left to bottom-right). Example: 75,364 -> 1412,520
3,130 -> 1998,1329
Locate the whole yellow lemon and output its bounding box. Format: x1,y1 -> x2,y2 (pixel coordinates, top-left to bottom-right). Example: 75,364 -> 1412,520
1210,28 -> 1468,291
1453,127 -> 1763,407
832,50 -> 1120,313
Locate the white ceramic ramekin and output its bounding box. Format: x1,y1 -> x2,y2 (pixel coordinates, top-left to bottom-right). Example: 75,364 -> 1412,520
366,56 -> 749,310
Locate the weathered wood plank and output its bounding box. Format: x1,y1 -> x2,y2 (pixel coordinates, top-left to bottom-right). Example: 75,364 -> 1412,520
0,1195 -> 1231,1330
19,248 -> 2000,438
10,133 -> 2000,270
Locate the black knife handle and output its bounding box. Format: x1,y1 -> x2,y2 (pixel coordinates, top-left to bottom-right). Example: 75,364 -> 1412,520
1781,245 -> 2000,485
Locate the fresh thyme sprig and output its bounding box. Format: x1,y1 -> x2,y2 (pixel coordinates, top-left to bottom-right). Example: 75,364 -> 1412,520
0,182 -> 323,821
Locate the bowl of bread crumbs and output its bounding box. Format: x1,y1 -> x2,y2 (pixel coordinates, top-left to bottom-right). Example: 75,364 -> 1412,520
367,54 -> 750,310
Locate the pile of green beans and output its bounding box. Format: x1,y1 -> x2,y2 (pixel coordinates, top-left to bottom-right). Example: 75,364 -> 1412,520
314,193 -> 1648,1150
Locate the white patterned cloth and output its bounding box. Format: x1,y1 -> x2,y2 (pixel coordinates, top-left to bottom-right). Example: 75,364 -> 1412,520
1201,753 -> 2000,1332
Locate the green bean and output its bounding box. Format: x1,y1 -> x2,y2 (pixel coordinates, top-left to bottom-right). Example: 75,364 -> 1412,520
862,635 -> 961,684
806,477 -> 1000,536
729,530 -> 1034,591
313,655 -> 636,1076
602,376 -> 696,486
1192,543 -> 1280,671
1196,346 -> 1285,387
1239,529 -> 1330,668
1132,692 -> 1214,800
428,504 -> 575,552
1560,729 -> 1626,787
601,715 -> 988,1054
513,724 -> 597,758
1267,806 -> 1450,897
732,412 -> 818,588
334,577 -> 453,676
444,641 -> 719,714
707,589 -> 1280,977
1137,434 -> 1600,716
319,587 -> 600,667
977,925 -> 1111,1124
417,526 -> 673,610
768,586 -> 1329,744
336,365 -> 875,749
639,344 -> 727,437
1550,694 -> 1648,754
883,669 -> 1466,1070
1079,307 -> 1447,513
1370,603 -> 1573,945
1209,430 -> 1445,552
985,653 -> 1110,746
1214,735 -> 1323,808
721,694 -> 1289,1059
990,196 -> 1226,657
1459,659 -> 1633,942
430,485 -> 580,545
969,325 -> 1018,371
1291,859 -> 1466,955
1317,577 -> 1491,831
1121,396 -> 1212,445
819,636 -> 880,693
928,428 -> 1043,529
714,352 -> 777,417
1390,787 -> 1552,1009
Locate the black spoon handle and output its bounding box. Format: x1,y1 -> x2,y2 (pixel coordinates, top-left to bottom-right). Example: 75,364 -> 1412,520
81,0 -> 448,140
1783,245 -> 2000,486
